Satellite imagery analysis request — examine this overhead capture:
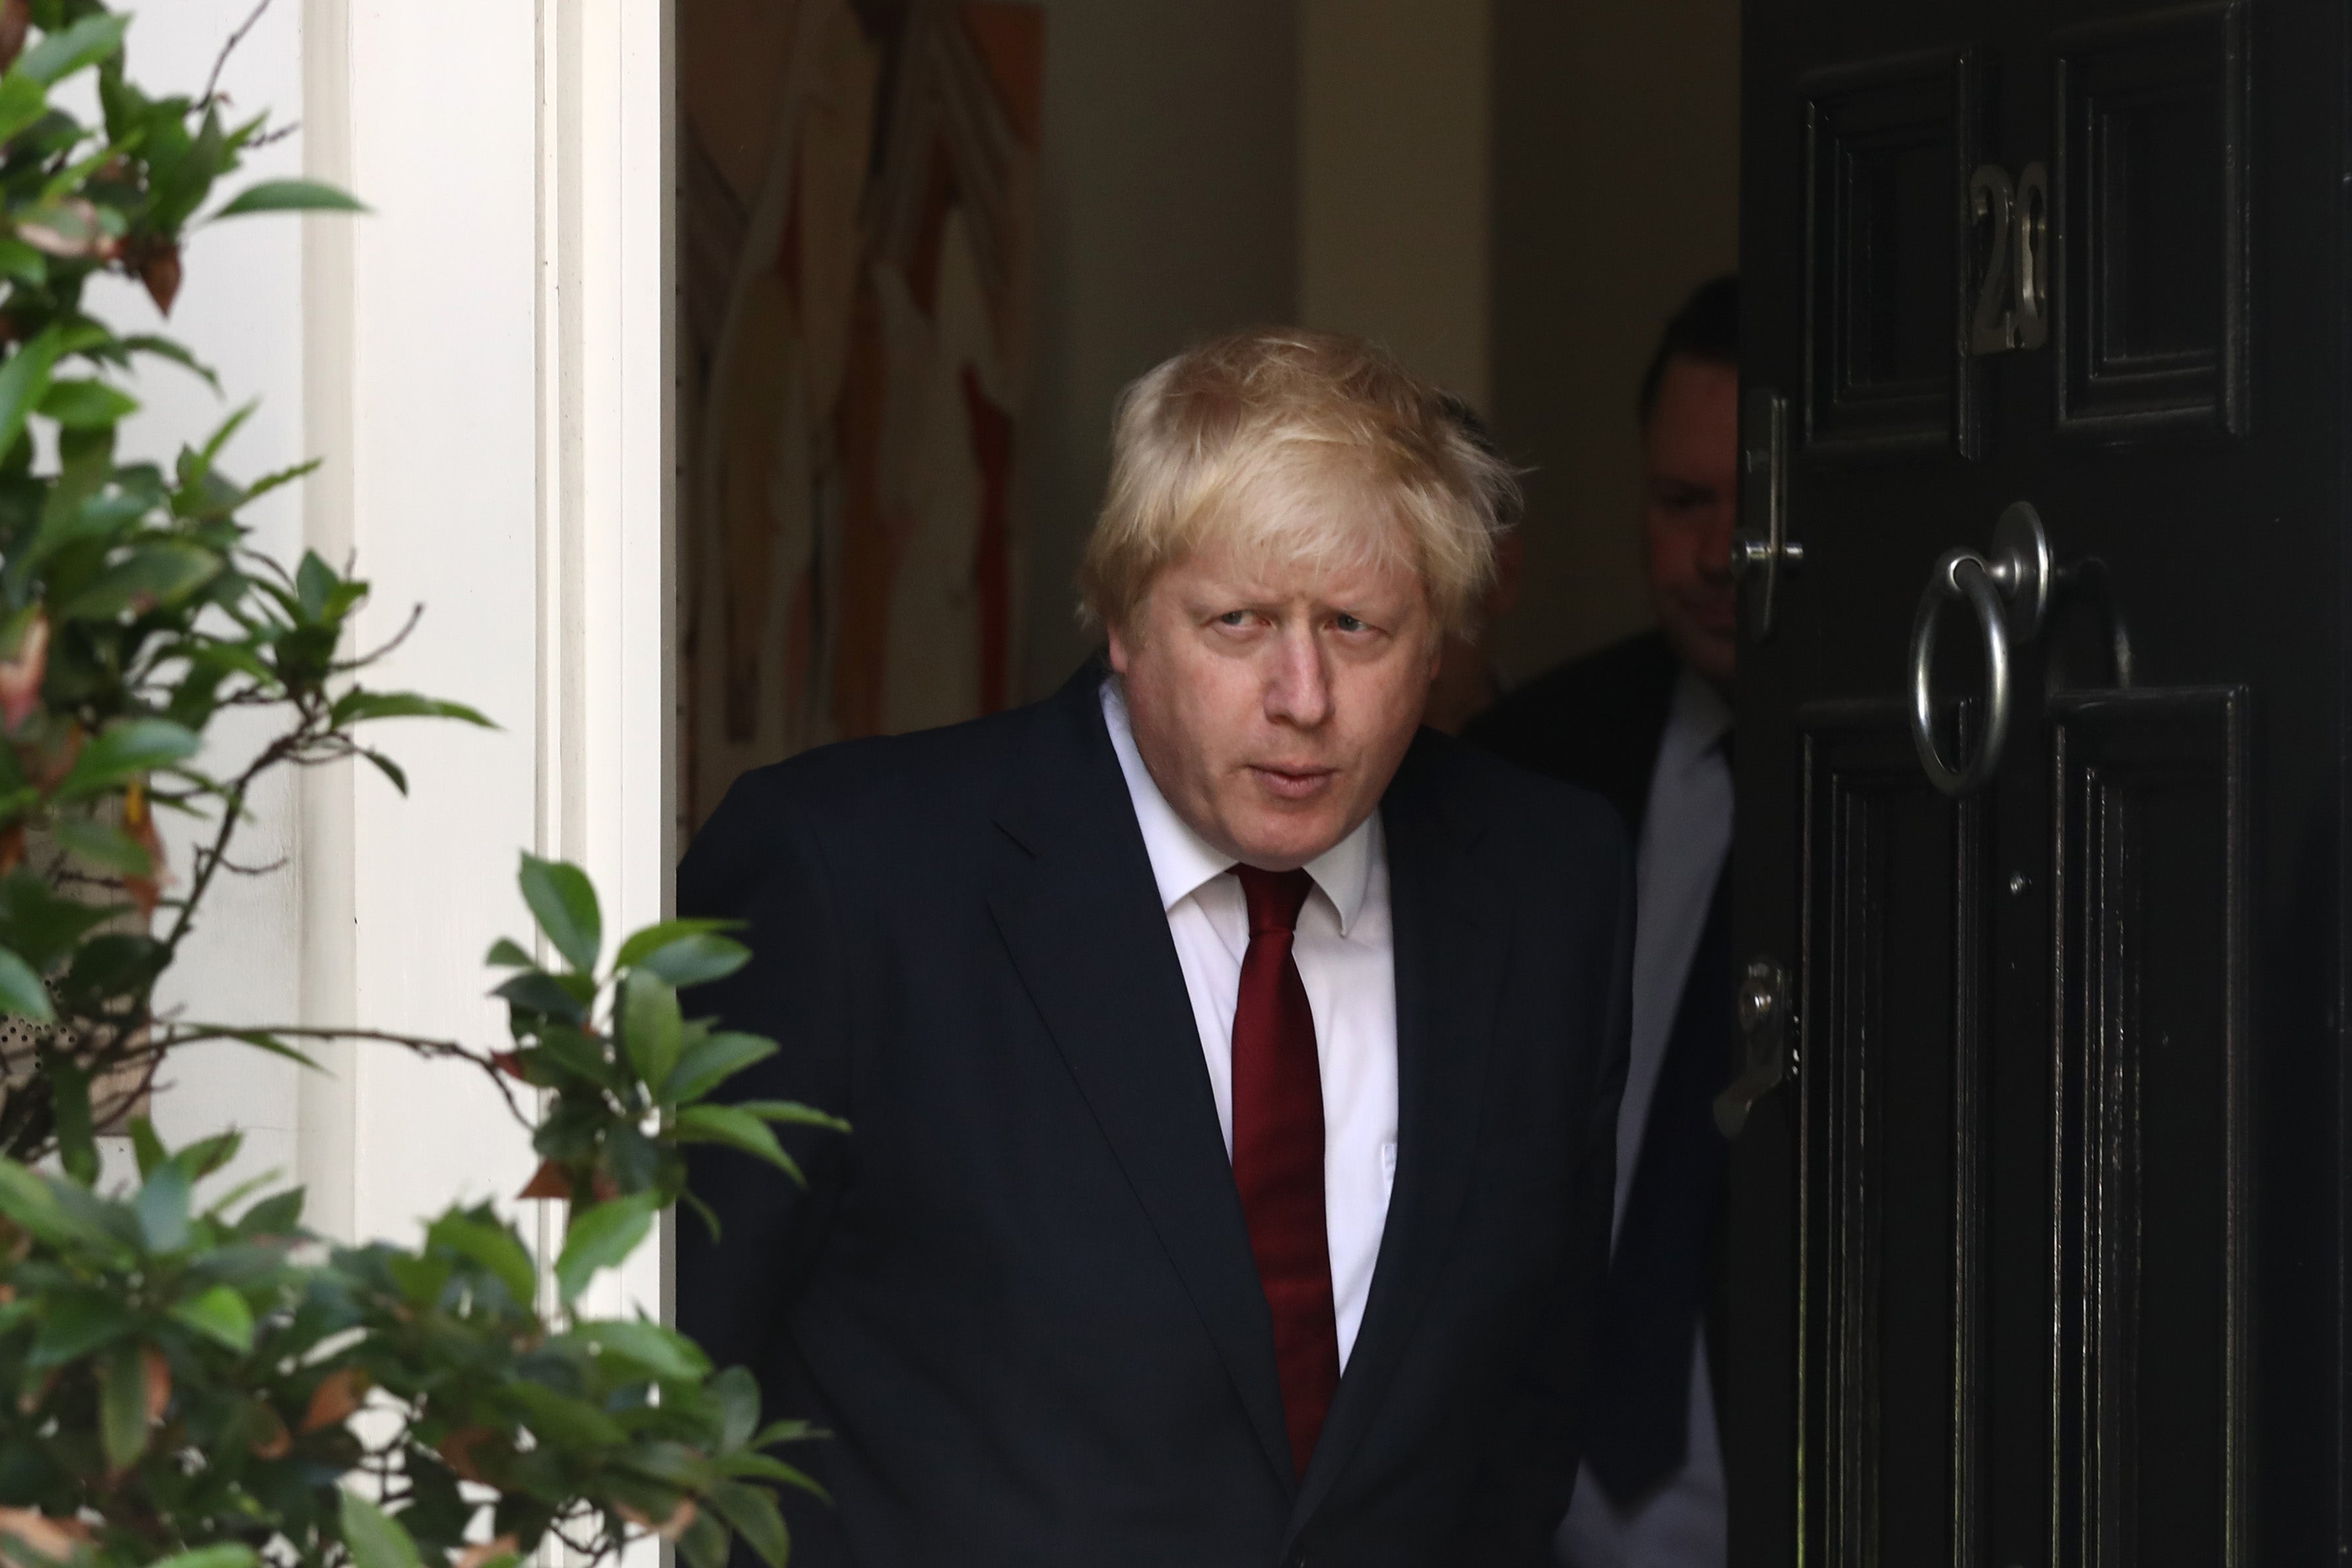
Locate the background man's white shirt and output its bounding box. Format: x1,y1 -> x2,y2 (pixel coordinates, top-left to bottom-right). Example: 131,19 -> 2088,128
1558,667 -> 1734,1568
1102,677 -> 1399,1367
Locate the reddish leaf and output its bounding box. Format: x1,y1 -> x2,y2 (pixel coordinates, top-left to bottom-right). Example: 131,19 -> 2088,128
438,1426 -> 498,1482
135,244 -> 180,317
300,1366 -> 368,1433
142,1346 -> 169,1422
0,616 -> 46,733
454,1535 -> 520,1568
0,3 -> 28,74
248,1402 -> 290,1460
517,1158 -> 570,1200
617,1499 -> 698,1542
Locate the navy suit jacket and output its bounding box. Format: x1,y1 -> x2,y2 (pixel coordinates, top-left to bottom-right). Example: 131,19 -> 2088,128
676,665 -> 1632,1567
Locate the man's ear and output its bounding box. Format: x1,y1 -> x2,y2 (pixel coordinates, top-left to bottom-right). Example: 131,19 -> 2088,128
1106,618 -> 1134,675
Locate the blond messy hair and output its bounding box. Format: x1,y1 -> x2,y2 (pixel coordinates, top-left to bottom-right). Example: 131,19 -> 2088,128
1076,327 -> 1519,640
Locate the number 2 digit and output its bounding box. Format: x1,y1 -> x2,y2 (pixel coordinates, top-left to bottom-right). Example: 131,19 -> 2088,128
1970,164 -> 2017,354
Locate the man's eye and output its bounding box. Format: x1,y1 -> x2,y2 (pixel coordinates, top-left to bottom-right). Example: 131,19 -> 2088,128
1333,613 -> 1367,634
1217,610 -> 1251,627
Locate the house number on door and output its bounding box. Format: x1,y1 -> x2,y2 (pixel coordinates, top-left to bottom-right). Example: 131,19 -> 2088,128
1969,161 -> 2049,354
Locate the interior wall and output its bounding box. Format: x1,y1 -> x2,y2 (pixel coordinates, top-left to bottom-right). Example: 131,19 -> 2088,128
1490,0 -> 1739,679
1017,0 -> 1299,696
1299,0 -> 1490,409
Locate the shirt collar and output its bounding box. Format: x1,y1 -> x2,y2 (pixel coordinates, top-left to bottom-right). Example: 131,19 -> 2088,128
1100,676 -> 1377,934
1660,663 -> 1733,775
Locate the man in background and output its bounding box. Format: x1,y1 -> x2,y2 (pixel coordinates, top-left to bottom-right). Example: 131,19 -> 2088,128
1466,275 -> 1740,1568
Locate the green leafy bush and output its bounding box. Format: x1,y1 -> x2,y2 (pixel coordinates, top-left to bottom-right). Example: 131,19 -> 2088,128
0,8 -> 830,1568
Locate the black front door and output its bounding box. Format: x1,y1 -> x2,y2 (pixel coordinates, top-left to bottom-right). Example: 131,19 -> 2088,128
1728,1 -> 2345,1564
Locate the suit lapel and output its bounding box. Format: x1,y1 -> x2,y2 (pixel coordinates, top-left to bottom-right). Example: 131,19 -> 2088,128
987,672 -> 1294,1488
1287,736 -> 1507,1536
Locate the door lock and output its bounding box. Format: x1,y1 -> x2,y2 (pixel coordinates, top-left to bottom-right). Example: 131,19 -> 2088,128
1715,956 -> 1794,1140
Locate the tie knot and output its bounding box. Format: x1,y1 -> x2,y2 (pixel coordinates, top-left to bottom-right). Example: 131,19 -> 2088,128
1234,865 -> 1313,936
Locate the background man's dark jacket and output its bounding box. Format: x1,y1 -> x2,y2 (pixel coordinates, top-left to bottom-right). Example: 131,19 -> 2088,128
1464,630 -> 1682,839
676,665 -> 1633,1568
1464,628 -> 1738,1410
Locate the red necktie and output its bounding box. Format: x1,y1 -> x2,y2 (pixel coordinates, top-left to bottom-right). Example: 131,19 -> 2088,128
1229,865 -> 1341,1480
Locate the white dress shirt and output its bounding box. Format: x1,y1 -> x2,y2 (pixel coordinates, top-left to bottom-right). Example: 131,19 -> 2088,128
1101,678 -> 1398,1369
1558,667 -> 1734,1568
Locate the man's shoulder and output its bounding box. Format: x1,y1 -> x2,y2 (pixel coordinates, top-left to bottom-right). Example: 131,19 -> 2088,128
688,696 -> 1045,869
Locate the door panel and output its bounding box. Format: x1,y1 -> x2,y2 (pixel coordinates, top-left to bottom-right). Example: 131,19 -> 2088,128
1796,709 -> 1985,1568
1733,0 -> 2343,1564
2050,688 -> 2248,1568
1804,52 -> 1982,455
2052,5 -> 2248,438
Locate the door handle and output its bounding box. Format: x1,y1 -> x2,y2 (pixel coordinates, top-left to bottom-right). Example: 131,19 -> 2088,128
1908,502 -> 2051,797
1730,387 -> 1802,639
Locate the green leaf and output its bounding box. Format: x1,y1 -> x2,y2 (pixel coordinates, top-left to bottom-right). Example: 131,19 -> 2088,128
0,1161 -> 88,1253
495,971 -> 591,1028
715,1449 -> 824,1487
169,1284 -> 254,1352
0,944 -> 51,1022
614,919 -> 741,971
428,1212 -> 536,1306
119,335 -> 220,391
707,1480 -> 791,1568
17,14 -> 127,84
504,1379 -> 627,1446
57,542 -> 221,620
220,1030 -> 323,1070
485,937 -> 533,967
679,1510 -> 731,1568
97,1341 -> 150,1472
0,240 -> 42,289
48,1051 -> 93,1185
30,1289 -> 133,1365
331,690 -> 494,728
519,853 -> 600,973
669,1105 -> 802,1185
129,1116 -> 166,1177
621,969 -> 682,1092
148,1547 -> 259,1568
663,1032 -> 778,1107
0,75 -> 47,147
0,324 -> 66,459
55,718 -> 202,802
133,1158 -> 191,1253
632,932 -> 748,989
553,1189 -> 659,1302
211,178 -> 370,219
339,1489 -> 424,1568
710,1366 -> 761,1451
741,1099 -> 850,1134
358,749 -> 408,795
235,1187 -> 304,1237
38,378 -> 137,430
567,1317 -> 711,1381
51,815 -> 153,876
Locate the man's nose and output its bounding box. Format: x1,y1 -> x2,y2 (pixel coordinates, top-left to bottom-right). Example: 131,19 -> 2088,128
1264,627 -> 1333,729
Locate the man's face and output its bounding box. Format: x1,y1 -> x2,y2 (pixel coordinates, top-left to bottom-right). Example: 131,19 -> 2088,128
1107,536 -> 1439,870
1641,355 -> 1741,690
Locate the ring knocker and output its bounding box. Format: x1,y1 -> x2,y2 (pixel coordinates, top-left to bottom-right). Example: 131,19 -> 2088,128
1909,502 -> 2050,797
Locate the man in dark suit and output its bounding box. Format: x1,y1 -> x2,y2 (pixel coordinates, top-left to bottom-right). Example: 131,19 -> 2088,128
678,327 -> 1633,1567
1467,276 -> 1740,1568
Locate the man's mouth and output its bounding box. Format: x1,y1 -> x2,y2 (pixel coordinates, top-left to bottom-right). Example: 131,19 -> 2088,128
1248,764 -> 1337,802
